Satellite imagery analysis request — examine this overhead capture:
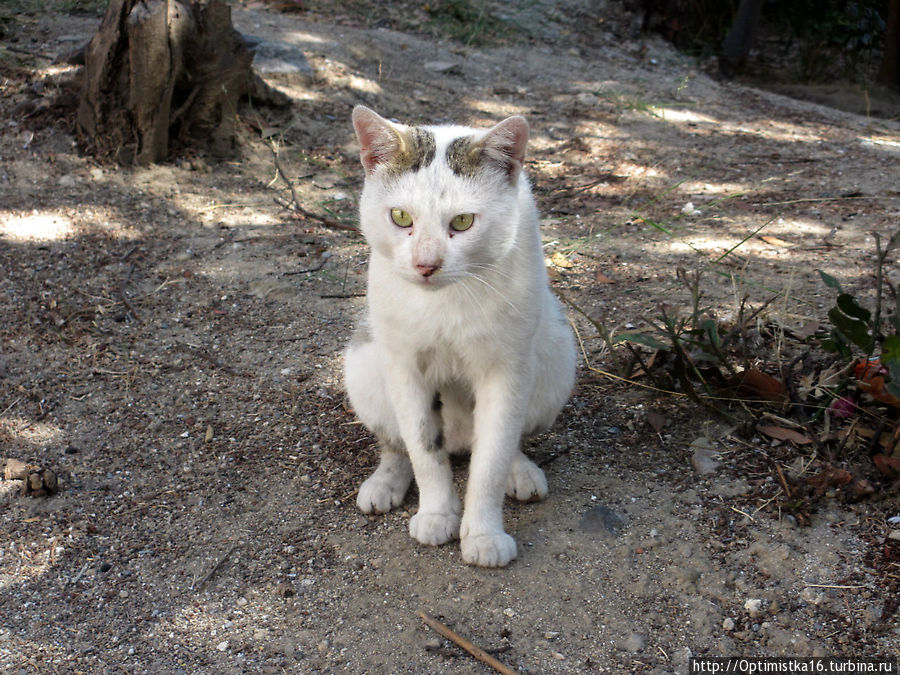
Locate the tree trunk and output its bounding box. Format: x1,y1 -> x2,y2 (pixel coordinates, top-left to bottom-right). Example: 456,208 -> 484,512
719,0 -> 765,78
878,0 -> 900,90
77,0 -> 253,165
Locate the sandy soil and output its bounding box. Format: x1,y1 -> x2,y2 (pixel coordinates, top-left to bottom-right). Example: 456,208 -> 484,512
1,2 -> 899,673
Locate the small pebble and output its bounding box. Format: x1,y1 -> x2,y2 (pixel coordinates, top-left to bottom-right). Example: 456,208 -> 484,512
743,598 -> 764,618
722,617 -> 735,631
623,632 -> 646,652
423,637 -> 442,651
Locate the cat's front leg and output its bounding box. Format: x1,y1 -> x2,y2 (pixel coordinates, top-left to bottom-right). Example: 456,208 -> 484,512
357,443 -> 413,514
460,374 -> 527,567
385,365 -> 462,546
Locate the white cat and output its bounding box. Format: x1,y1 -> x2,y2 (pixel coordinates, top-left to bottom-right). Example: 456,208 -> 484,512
344,106 -> 575,567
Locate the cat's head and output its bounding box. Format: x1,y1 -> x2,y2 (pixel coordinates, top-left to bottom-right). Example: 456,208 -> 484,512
352,106 -> 531,289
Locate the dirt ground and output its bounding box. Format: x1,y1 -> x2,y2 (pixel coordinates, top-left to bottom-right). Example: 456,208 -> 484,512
1,1 -> 900,673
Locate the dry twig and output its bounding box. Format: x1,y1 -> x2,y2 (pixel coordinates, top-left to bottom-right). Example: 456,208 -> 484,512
266,140 -> 358,232
417,611 -> 519,675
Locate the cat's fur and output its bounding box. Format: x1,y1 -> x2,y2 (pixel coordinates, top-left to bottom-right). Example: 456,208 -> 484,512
344,106 -> 575,567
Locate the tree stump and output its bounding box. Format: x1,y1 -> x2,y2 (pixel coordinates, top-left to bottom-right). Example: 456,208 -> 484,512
76,0 -> 253,165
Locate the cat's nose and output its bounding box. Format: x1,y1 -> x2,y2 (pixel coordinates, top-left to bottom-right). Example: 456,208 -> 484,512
415,261 -> 442,277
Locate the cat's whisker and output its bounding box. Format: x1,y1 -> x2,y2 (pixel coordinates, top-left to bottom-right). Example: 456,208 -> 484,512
455,279 -> 492,323
464,273 -> 522,316
468,262 -> 518,282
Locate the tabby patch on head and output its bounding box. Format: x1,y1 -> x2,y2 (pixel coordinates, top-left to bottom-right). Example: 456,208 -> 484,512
352,107 -> 436,177
446,117 -> 528,183
445,136 -> 484,179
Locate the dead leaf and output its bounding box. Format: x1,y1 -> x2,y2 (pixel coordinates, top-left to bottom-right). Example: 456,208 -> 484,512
646,411 -> 666,434
729,369 -> 786,402
758,425 -> 813,445
874,454 -> 900,478
594,270 -> 616,284
806,465 -> 853,493
855,363 -> 900,408
550,251 -> 574,269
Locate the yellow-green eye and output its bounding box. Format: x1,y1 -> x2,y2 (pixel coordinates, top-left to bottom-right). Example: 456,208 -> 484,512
390,208 -> 413,228
449,213 -> 474,232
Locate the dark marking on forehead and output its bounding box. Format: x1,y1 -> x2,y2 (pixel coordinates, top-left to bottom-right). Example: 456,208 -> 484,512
446,135 -> 485,178
387,127 -> 436,176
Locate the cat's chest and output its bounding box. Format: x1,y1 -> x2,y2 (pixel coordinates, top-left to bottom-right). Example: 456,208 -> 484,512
372,283 -> 484,337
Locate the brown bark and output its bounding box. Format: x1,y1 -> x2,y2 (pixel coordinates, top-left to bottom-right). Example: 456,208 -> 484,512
76,0 -> 253,164
878,0 -> 900,90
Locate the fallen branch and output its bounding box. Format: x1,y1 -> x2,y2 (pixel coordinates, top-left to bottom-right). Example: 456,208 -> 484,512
266,140 -> 358,232
175,341 -> 242,376
282,252 -> 331,276
191,544 -> 240,592
118,264 -> 142,322
416,611 -> 519,675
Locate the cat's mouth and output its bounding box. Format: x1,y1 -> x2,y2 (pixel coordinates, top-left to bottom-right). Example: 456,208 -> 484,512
409,270 -> 451,289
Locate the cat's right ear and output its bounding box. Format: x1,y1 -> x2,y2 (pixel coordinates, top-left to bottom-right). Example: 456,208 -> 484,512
352,106 -> 402,174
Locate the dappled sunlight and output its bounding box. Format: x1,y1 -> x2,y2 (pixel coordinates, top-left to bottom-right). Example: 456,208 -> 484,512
615,161 -> 666,180
644,104 -> 827,145
0,418 -> 64,446
462,98 -> 531,118
721,119 -> 826,144
858,135 -> 900,155
678,180 -> 751,196
648,213 -> 837,264
648,106 -> 718,126
283,29 -> 331,46
0,212 -> 75,243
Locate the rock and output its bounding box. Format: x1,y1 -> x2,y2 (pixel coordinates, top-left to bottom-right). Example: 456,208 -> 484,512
723,617 -> 735,631
690,437 -> 720,475
244,36 -> 314,80
888,529 -> 900,541
578,504 -> 626,537
799,587 -> 824,606
743,598 -> 764,618
4,459 -> 59,497
623,632 -> 646,652
423,637 -> 442,651
423,60 -> 461,74
713,478 -> 751,498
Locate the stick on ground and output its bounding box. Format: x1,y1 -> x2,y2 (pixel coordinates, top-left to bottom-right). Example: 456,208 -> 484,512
416,610 -> 519,675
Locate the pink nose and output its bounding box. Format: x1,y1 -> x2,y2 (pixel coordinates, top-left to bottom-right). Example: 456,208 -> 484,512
415,262 -> 441,277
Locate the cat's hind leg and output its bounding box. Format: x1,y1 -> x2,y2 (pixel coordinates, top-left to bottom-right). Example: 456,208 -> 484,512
346,328 -> 412,514
505,450 -> 548,502
357,443 -> 413,514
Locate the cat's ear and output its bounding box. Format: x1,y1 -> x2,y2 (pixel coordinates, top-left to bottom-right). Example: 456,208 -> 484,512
352,106 -> 403,174
481,115 -> 529,182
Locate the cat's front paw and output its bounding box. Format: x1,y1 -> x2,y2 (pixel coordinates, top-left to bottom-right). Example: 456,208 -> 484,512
506,456 -> 548,502
409,510 -> 461,546
460,533 -> 517,567
357,474 -> 408,514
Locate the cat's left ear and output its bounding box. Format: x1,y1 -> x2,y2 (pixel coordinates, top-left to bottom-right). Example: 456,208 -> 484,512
482,116 -> 529,182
